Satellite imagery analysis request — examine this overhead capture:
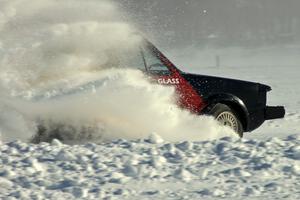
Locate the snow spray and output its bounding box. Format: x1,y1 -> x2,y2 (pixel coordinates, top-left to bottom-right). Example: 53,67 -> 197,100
0,0 -> 234,143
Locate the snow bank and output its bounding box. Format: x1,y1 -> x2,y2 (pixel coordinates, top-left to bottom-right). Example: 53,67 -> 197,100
0,135 -> 300,199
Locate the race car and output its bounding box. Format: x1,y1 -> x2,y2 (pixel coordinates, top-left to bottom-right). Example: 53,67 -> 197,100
35,38 -> 285,142
138,40 -> 285,137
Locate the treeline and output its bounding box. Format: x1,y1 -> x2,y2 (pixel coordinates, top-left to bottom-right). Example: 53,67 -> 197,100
120,0 -> 300,47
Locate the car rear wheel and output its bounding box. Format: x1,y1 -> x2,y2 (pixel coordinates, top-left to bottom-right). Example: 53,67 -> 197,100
209,103 -> 244,137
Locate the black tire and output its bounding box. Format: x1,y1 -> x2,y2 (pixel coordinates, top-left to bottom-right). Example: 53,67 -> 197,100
208,103 -> 244,137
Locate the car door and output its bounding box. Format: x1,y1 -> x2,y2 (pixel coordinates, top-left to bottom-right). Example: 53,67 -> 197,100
141,45 -> 206,113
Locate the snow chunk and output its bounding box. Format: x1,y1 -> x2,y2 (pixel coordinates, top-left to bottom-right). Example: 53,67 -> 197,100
174,168 -> 193,181
147,133 -> 164,144
0,169 -> 16,178
212,189 -> 225,197
291,165 -> 300,175
0,177 -> 14,188
175,141 -> 193,151
24,158 -> 44,172
199,169 -> 209,179
122,164 -> 138,177
287,146 -> 300,160
72,187 -> 88,198
55,150 -> 77,161
151,156 -> 167,168
244,186 -> 261,196
109,172 -> 128,184
51,139 -> 63,146
113,188 -> 129,196
282,163 -> 300,176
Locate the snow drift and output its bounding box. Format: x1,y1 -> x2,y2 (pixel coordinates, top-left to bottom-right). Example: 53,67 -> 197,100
0,0 -> 234,143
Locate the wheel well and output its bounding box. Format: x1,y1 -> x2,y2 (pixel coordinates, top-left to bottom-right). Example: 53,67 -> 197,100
218,101 -> 247,131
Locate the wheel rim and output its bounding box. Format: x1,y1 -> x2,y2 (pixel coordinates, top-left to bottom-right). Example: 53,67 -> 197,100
216,111 -> 239,132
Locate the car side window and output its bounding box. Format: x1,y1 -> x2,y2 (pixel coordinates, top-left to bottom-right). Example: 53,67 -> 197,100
117,47 -> 147,71
142,46 -> 171,75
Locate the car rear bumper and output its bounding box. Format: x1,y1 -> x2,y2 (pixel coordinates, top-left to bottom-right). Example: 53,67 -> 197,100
265,106 -> 285,120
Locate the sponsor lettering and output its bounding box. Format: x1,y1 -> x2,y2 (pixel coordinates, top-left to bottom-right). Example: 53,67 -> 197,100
158,78 -> 180,85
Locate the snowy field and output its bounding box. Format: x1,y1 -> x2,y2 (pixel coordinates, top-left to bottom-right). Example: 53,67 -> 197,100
1,134 -> 300,200
1,0 -> 300,199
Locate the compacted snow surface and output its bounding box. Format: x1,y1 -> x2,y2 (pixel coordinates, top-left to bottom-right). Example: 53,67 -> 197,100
1,134 -> 300,200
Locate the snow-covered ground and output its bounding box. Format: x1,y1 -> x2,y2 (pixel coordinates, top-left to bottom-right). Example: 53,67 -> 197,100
1,134 -> 300,200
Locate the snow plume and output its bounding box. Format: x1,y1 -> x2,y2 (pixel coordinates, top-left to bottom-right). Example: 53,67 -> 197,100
12,69 -> 234,143
0,0 -> 140,91
0,0 -> 234,143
